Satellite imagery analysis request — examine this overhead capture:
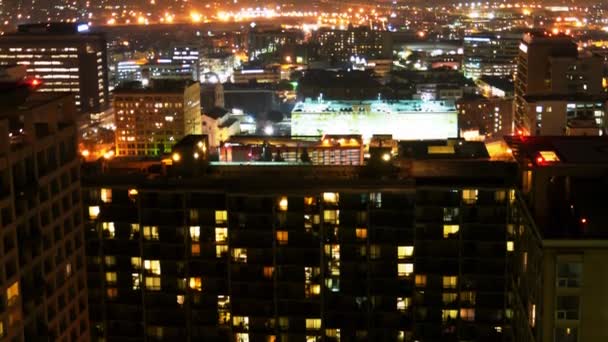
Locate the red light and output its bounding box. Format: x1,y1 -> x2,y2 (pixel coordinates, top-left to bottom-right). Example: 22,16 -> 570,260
536,156 -> 544,164
581,218 -> 587,224
31,79 -> 40,86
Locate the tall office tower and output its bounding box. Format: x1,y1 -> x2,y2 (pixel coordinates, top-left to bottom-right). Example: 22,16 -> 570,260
0,23 -> 109,114
171,45 -> 201,81
82,137 -> 538,342
113,80 -> 201,157
505,135 -> 608,342
514,33 -> 606,135
314,26 -> 392,62
463,32 -> 521,79
0,84 -> 89,341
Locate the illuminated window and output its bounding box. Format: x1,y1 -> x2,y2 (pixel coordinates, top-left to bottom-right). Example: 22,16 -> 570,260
6,282 -> 19,306
100,188 -> 112,203
304,196 -> 316,207
415,275 -> 427,287
105,272 -> 117,284
278,197 -> 288,211
322,192 -> 339,204
360,245 -> 377,261
88,206 -> 100,219
461,308 -> 475,321
461,291 -> 476,305
177,295 -> 185,305
276,231 -> 288,245
355,228 -> 367,240
106,287 -> 118,299
278,317 -> 289,330
191,244 -> 200,256
189,226 -> 200,242
442,309 -> 458,321
509,189 -> 516,203
130,224 -> 140,239
306,318 -> 321,330
128,188 -> 138,201
143,226 -> 159,240
263,266 -> 274,279
443,292 -> 457,304
397,263 -> 414,277
462,189 -> 478,204
145,276 -> 161,291
189,277 -> 202,291
325,329 -> 340,338
323,210 -> 339,224
131,257 -> 141,269
443,276 -> 458,289
144,260 -> 161,275
397,297 -> 411,312
232,248 -> 247,263
443,225 -> 459,238
215,227 -> 228,243
102,222 -> 115,238
507,241 -> 514,252
233,316 -> 249,330
215,210 -> 228,224
495,190 -> 506,203
398,246 -> 414,259
216,245 -> 228,258
132,273 -> 141,290
104,256 -> 116,266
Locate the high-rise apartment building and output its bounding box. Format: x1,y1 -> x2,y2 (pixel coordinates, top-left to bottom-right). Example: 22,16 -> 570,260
514,33 -> 606,135
463,32 -> 521,79
314,26 -> 392,62
505,135 -> 608,342
113,80 -> 202,157
0,23 -> 109,114
82,137 -> 538,342
0,88 -> 89,341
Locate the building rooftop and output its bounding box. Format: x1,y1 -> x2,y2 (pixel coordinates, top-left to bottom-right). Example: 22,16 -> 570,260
292,99 -> 456,114
16,22 -> 92,34
478,76 -> 515,93
504,135 -> 608,165
399,139 -> 490,160
113,79 -> 197,94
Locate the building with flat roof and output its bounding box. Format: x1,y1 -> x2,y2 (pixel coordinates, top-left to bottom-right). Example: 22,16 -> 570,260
113,80 -> 202,157
0,23 -> 109,113
81,135 -> 538,342
0,89 -> 89,340
291,99 -> 458,141
218,135 -> 364,165
514,33 -> 606,135
314,26 -> 392,62
463,33 -> 521,79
